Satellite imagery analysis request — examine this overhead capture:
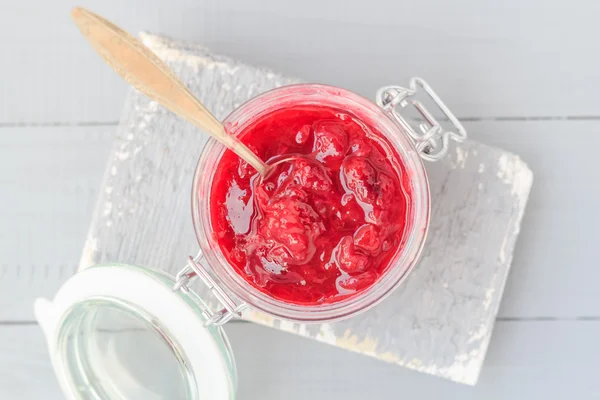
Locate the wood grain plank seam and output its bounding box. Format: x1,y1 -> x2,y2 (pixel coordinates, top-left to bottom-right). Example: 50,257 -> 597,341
2,115 -> 600,128
1,317 -> 600,326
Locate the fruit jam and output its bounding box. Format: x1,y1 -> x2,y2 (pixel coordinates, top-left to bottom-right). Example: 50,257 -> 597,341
210,104 -> 412,305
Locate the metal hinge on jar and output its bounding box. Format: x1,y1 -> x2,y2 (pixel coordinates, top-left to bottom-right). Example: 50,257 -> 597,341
376,77 -> 467,162
173,251 -> 247,326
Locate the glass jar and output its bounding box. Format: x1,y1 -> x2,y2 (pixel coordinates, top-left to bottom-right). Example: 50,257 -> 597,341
35,78 -> 466,400
192,84 -> 431,323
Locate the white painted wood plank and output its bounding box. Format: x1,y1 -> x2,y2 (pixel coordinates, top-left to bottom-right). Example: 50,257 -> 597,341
0,126 -> 113,320
465,120 -> 600,319
2,321 -> 599,399
0,325 -> 62,399
1,0 -> 600,123
1,120 -> 598,321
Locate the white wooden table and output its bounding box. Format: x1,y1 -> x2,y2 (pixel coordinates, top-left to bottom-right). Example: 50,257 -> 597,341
2,1 -> 599,398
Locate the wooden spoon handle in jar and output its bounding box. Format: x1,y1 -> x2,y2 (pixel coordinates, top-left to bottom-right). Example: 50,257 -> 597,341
70,6 -> 268,176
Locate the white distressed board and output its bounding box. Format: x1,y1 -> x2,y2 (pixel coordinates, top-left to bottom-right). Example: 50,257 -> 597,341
75,33 -> 533,385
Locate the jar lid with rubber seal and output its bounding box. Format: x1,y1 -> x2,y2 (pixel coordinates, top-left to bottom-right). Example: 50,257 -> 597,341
35,78 -> 466,400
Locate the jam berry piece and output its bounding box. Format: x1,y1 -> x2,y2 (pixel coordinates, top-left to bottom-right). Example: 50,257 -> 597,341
313,120 -> 348,165
353,224 -> 382,255
338,197 -> 365,228
313,196 -> 341,221
269,227 -> 311,264
271,184 -> 308,203
335,236 -> 369,274
261,200 -> 323,264
338,270 -> 377,291
267,245 -> 293,265
295,125 -> 312,144
366,144 -> 389,168
348,140 -> 372,157
341,156 -> 378,204
290,159 -> 332,192
375,171 -> 396,208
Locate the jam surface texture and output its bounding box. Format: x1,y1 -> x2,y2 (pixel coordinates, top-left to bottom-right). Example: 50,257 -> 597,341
210,105 -> 411,304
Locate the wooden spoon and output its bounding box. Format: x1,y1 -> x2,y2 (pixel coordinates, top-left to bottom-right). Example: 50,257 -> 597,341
71,6 -> 268,176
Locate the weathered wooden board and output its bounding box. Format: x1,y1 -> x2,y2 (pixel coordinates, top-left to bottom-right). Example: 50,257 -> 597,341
76,34 -> 532,384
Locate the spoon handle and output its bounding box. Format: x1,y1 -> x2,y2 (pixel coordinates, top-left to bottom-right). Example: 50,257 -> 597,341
71,7 -> 267,175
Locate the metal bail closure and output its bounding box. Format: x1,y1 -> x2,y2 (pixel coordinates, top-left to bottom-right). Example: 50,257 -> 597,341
376,77 -> 467,162
173,251 -> 247,326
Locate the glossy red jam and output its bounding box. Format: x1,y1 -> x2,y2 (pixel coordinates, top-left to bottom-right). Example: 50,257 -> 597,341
210,104 -> 411,305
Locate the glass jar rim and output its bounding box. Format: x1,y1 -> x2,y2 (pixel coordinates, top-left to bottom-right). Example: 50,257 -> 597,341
191,83 -> 430,323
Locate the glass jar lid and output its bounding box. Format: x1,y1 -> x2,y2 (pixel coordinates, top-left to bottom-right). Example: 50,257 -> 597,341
34,264 -> 237,400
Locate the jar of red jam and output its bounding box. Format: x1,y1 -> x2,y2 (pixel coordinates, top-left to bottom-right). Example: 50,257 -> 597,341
191,79 -> 466,324
35,78 -> 466,399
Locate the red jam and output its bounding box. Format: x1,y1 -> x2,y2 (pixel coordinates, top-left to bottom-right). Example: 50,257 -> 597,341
210,104 -> 411,305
